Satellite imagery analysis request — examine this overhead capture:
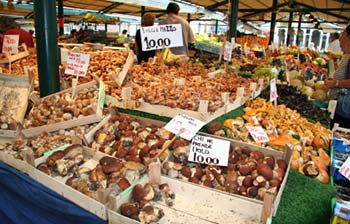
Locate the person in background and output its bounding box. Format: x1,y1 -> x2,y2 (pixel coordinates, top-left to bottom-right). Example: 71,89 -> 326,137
134,13 -> 156,64
117,29 -> 128,44
0,16 -> 34,52
325,25 -> 350,128
327,32 -> 341,53
160,2 -> 194,56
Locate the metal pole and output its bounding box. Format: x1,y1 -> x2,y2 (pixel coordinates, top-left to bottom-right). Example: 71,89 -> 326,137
286,11 -> 293,46
296,13 -> 302,46
215,20 -> 218,34
58,0 -> 64,35
34,0 -> 59,97
141,6 -> 145,18
269,0 -> 278,44
229,0 -> 239,39
187,13 -> 191,23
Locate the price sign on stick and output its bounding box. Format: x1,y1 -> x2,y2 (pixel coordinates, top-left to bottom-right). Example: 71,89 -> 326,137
65,52 -> 90,77
270,78 -> 278,102
164,114 -> 205,141
246,126 -> 269,143
223,41 -> 233,61
339,157 -> 350,181
2,35 -> 19,54
189,134 -> 230,166
140,24 -> 183,51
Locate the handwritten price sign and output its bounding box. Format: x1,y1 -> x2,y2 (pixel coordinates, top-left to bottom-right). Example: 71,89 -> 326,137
339,157 -> 350,181
223,41 -> 233,61
65,52 -> 90,77
2,35 -> 19,54
270,78 -> 278,102
140,24 -> 183,51
246,126 -> 269,143
164,114 -> 205,141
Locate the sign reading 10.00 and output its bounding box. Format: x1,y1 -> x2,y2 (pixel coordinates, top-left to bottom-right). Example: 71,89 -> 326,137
140,24 -> 183,51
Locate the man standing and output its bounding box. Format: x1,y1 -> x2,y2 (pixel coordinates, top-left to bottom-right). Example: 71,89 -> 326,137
327,32 -> 341,53
160,2 -> 194,56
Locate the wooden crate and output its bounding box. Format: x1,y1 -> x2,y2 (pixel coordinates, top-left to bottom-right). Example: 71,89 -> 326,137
108,175 -> 267,224
29,145 -> 113,220
0,150 -> 31,173
21,80 -> 104,138
0,44 -> 30,64
165,132 -> 291,218
0,72 -> 33,138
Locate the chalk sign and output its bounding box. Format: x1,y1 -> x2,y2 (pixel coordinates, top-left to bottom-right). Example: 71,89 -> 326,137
189,134 -> 230,166
164,114 -> 205,141
270,78 -> 278,102
2,34 -> 19,54
65,52 -> 90,77
246,126 -> 269,143
140,24 -> 183,51
339,157 -> 350,181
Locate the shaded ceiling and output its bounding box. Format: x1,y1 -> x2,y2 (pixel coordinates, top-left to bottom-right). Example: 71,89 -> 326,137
0,0 -> 348,27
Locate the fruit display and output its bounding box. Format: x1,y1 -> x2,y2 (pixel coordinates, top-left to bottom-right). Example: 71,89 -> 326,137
194,34 -> 222,55
162,140 -> 287,201
90,113 -> 172,163
207,98 -> 331,183
236,35 -> 269,48
259,84 -> 330,126
120,183 -> 174,223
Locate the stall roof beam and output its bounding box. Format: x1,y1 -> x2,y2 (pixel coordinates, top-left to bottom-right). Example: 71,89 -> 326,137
238,7 -> 350,12
98,2 -> 123,14
295,1 -> 350,21
206,0 -> 228,11
24,11 -> 34,19
241,2 -> 289,19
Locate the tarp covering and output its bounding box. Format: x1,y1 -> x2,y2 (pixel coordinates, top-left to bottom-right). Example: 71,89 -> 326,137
0,161 -> 107,224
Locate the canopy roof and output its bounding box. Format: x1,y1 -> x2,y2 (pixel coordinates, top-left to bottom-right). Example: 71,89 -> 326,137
0,0 -> 348,29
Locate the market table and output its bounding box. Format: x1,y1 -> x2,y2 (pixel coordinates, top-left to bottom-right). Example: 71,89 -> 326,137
0,161 -> 335,224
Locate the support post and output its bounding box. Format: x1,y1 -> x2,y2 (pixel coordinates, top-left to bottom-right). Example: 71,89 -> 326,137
215,20 -> 218,34
58,0 -> 64,35
34,0 -> 60,97
269,0 -> 278,44
296,13 -> 302,46
187,13 -> 191,23
286,11 -> 293,46
141,6 -> 145,18
229,0 -> 239,39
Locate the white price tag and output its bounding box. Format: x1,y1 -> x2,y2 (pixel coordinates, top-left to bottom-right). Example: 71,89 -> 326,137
164,114 -> 205,141
140,24 -> 183,51
339,157 -> 350,181
270,78 -> 278,102
231,37 -> 235,47
246,126 -> 269,143
343,139 -> 350,145
65,52 -> 90,77
223,41 -> 233,61
189,135 -> 230,166
2,34 -> 19,54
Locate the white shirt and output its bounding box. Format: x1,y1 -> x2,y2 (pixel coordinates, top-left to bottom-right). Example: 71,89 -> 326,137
328,39 -> 341,52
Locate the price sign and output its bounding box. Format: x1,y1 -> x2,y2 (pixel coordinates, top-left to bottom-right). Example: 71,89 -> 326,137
189,135 -> 230,166
270,78 -> 278,102
223,41 -> 233,61
164,114 -> 205,141
2,34 -> 19,54
65,52 -> 90,77
140,24 -> 183,51
339,157 -> 350,181
246,126 -> 269,143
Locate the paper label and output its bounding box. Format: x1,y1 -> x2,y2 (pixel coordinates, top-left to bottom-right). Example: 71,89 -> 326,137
140,24 -> 183,51
164,114 -> 205,141
65,52 -> 90,77
270,78 -> 278,102
189,135 -> 230,166
246,126 -> 269,143
2,34 -> 19,54
339,157 -> 350,181
98,81 -> 106,109
223,41 -> 233,61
